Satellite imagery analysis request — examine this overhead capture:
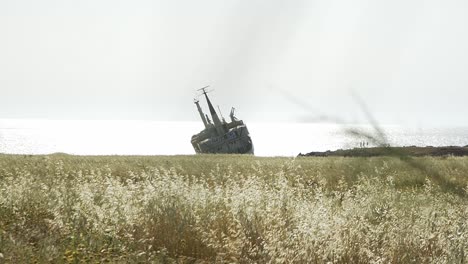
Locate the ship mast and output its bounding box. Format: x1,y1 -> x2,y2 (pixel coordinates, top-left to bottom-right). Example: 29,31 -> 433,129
194,99 -> 209,128
198,86 -> 222,127
197,86 -> 225,135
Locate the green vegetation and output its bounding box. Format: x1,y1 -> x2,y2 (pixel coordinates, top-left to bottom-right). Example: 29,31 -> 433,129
300,146 -> 468,157
0,154 -> 467,263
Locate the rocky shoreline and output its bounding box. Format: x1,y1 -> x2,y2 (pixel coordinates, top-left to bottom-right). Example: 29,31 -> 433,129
298,146 -> 468,157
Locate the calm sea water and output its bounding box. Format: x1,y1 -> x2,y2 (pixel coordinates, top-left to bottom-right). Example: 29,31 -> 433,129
0,119 -> 467,157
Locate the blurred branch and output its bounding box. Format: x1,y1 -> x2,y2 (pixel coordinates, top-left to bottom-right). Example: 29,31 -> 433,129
275,87 -> 465,196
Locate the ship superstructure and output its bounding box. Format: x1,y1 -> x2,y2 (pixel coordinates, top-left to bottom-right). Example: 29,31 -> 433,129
191,87 -> 254,154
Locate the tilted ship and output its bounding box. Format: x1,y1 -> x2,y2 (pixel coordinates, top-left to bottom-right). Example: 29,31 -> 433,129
191,87 -> 254,154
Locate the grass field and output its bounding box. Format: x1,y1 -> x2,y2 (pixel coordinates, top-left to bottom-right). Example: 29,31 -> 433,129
0,154 -> 467,263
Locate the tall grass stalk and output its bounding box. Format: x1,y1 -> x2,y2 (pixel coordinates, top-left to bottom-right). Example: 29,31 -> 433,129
0,154 -> 467,263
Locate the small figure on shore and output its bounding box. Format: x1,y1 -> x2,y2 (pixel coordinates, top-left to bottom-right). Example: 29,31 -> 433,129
359,141 -> 367,148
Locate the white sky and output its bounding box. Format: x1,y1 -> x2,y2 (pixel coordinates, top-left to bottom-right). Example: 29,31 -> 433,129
0,0 -> 467,126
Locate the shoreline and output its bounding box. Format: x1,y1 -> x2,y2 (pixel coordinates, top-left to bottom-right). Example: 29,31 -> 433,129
299,145 -> 468,157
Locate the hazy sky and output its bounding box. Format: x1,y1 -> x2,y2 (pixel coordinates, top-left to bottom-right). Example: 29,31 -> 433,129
1,0 -> 467,126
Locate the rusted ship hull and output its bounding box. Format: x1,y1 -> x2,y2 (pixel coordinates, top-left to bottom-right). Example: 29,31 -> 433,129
191,124 -> 254,154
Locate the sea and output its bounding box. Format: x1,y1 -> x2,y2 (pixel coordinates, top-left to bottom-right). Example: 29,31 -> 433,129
0,119 -> 467,157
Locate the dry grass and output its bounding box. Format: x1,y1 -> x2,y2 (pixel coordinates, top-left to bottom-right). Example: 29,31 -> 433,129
0,154 -> 467,263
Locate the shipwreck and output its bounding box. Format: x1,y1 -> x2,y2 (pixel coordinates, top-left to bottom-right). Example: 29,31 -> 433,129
191,87 -> 254,154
